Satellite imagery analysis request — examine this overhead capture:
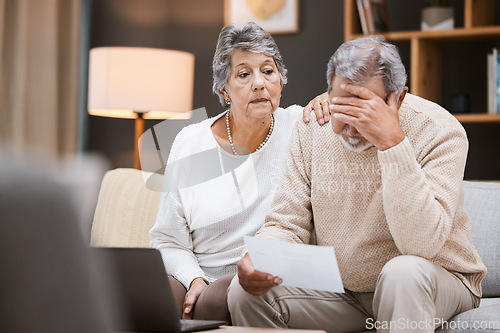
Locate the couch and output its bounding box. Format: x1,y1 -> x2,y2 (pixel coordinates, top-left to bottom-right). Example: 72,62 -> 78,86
90,168 -> 500,331
89,168 -> 233,323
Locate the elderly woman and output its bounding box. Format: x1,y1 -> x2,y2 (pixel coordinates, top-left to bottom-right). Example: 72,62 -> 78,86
149,22 -> 319,320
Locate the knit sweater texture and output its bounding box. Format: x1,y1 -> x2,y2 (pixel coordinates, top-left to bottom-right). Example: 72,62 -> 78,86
255,93 -> 486,297
150,105 -> 302,289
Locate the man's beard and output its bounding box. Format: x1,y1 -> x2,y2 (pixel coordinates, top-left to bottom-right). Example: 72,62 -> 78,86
337,128 -> 374,153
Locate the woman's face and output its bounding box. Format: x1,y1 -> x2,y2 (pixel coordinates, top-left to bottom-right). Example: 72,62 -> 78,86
222,50 -> 283,119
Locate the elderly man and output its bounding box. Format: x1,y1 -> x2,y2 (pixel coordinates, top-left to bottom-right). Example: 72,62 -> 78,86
227,35 -> 486,333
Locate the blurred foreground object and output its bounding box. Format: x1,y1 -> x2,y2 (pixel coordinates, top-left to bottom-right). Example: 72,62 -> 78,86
0,155 -> 116,333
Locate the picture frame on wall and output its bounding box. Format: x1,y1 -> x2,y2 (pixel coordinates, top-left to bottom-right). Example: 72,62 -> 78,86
224,0 -> 299,34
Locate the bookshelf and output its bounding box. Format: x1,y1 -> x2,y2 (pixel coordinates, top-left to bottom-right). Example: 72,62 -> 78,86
454,113 -> 500,123
344,0 -> 500,123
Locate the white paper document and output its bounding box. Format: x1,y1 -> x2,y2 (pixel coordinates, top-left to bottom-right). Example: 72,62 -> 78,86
244,236 -> 345,293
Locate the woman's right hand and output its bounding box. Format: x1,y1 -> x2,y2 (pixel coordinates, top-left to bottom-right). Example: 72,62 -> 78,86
303,92 -> 330,125
182,277 -> 208,319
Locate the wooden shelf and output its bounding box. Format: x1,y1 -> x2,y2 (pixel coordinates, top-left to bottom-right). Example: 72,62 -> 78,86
348,26 -> 500,42
344,0 -> 500,124
453,113 -> 500,123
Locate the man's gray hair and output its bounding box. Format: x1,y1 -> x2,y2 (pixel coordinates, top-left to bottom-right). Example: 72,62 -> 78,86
212,22 -> 287,106
326,35 -> 407,98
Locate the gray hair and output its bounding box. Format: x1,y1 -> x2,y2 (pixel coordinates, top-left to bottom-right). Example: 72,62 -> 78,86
326,35 -> 407,98
212,22 -> 287,106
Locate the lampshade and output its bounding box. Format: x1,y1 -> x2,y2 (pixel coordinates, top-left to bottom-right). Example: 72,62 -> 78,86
87,47 -> 195,119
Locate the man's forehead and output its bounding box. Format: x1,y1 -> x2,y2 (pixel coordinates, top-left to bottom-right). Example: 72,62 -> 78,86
331,76 -> 386,98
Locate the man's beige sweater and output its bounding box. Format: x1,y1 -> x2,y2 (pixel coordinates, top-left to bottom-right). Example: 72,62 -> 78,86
256,93 -> 486,297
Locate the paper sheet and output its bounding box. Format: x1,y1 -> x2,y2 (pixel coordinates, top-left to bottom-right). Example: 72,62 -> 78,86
244,236 -> 345,293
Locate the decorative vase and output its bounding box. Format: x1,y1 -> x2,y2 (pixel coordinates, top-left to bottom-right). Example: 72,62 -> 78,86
421,6 -> 454,31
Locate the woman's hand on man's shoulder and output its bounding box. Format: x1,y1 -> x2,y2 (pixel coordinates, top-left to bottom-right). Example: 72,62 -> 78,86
302,91 -> 330,125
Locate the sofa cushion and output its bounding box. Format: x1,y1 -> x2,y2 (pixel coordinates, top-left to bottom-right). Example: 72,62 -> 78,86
463,181 -> 500,298
436,302 -> 500,332
90,168 -> 161,248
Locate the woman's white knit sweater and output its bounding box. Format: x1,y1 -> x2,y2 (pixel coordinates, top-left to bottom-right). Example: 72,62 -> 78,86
150,105 -> 302,289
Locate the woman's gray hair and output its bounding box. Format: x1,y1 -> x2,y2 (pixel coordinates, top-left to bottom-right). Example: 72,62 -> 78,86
212,22 -> 287,106
326,35 -> 407,98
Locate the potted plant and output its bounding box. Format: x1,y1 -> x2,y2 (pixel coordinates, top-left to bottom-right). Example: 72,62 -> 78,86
421,0 -> 454,31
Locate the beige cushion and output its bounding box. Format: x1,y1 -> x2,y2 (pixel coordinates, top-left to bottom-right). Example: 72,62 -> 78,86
90,168 -> 161,248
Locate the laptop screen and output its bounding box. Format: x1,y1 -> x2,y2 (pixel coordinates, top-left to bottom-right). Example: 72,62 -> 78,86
89,247 -> 226,333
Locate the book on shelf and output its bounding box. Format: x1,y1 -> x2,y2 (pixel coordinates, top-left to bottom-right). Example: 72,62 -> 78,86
356,0 -> 389,35
487,48 -> 500,114
357,0 -> 368,34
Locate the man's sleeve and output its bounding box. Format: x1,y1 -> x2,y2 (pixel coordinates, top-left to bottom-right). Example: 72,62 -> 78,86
377,123 -> 468,259
255,121 -> 314,245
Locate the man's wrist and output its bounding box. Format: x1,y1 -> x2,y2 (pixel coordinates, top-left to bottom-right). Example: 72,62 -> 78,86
378,133 -> 405,151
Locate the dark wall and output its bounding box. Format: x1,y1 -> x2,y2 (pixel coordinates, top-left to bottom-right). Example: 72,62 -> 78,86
86,0 -> 500,180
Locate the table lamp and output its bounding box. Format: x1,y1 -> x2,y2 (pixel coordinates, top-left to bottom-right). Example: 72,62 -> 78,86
88,47 -> 194,169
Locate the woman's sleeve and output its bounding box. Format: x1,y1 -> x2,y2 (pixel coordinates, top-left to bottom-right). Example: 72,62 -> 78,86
149,130 -> 207,290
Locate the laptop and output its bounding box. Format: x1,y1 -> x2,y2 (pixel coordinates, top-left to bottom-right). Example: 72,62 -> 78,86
90,247 -> 227,332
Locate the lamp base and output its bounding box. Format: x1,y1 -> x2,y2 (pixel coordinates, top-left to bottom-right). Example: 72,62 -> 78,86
134,113 -> 145,170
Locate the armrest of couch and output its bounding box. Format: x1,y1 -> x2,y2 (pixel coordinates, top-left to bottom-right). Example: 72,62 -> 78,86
463,181 -> 500,298
90,168 -> 161,248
